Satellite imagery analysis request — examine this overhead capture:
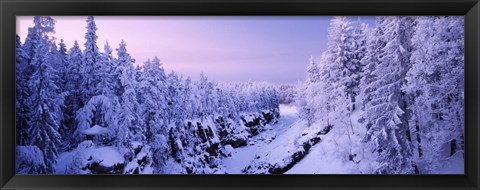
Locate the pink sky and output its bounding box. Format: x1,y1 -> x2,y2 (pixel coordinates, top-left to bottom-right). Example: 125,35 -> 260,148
17,16 -> 373,84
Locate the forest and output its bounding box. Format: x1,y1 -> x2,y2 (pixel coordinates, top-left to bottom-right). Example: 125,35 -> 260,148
15,16 -> 464,174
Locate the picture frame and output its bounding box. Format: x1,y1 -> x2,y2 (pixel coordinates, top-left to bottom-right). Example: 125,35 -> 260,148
1,0 -> 479,189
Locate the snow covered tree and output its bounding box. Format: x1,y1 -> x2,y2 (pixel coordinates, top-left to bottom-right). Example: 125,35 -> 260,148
194,72 -> 217,121
346,20 -> 369,111
16,35 -> 30,146
323,16 -> 367,113
18,17 -> 57,147
310,54 -> 332,126
137,57 -> 170,173
359,18 -> 384,111
62,41 -> 84,148
97,41 -> 114,96
112,40 -> 136,97
361,16 -> 417,174
276,84 -> 297,104
56,39 -> 69,92
138,57 -> 167,144
403,16 -> 464,173
23,16 -> 56,61
26,20 -> 64,173
74,95 -> 120,144
47,42 -> 60,82
115,41 -> 144,144
53,39 -> 70,148
301,56 -> 322,126
313,16 -> 357,130
81,16 -> 101,105
306,55 -> 320,84
166,71 -> 182,125
182,77 -> 196,119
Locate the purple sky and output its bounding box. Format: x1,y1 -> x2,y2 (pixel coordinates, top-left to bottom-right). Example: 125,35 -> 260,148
17,16 -> 375,84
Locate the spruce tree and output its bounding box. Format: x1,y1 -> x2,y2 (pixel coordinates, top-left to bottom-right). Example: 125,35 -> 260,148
404,16 -> 464,173
81,16 -> 101,105
26,16 -> 63,173
361,16 -> 416,174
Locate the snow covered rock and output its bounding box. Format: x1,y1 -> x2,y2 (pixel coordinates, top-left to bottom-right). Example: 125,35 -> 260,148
64,141 -> 125,174
124,142 -> 153,174
240,109 -> 280,137
215,116 -> 248,148
243,124 -> 332,174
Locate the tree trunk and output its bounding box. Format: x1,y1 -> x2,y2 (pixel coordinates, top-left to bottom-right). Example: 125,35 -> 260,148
415,118 -> 423,158
449,139 -> 457,157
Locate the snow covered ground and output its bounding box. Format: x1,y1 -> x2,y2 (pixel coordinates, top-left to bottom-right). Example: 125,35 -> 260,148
222,104 -> 306,174
222,103 -> 375,174
286,104 -> 368,174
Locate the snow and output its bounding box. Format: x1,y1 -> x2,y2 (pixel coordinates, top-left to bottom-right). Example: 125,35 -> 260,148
222,104 -> 303,173
54,150 -> 75,174
287,102 -> 377,174
92,147 -> 124,167
285,141 -> 358,174
279,104 -> 298,116
222,145 -> 234,156
16,146 -> 46,174
81,125 -> 110,135
429,153 -> 464,174
131,141 -> 143,149
16,146 -> 45,166
54,142 -> 124,173
242,114 -> 257,123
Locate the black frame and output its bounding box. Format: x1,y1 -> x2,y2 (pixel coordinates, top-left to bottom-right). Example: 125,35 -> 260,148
1,0 -> 479,189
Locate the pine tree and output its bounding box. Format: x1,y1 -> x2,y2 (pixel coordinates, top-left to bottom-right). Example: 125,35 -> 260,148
361,16 -> 416,174
301,56 -> 320,126
403,16 -> 464,173
16,35 -> 30,146
23,16 -> 55,63
194,73 -> 210,121
347,20 -> 369,111
166,71 -> 181,125
138,57 -> 167,144
57,39 -> 69,93
18,17 -> 57,147
26,17 -> 63,173
115,41 -> 144,143
97,42 -> 114,96
318,16 -> 356,128
112,40 -> 136,97
306,55 -> 320,84
359,17 -> 384,112
54,39 -> 72,149
62,41 -> 83,148
81,16 -> 101,105
137,57 -> 170,173
183,77 -> 195,119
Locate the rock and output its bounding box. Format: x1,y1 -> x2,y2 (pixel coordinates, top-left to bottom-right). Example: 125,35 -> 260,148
224,137 -> 247,148
206,143 -> 219,156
